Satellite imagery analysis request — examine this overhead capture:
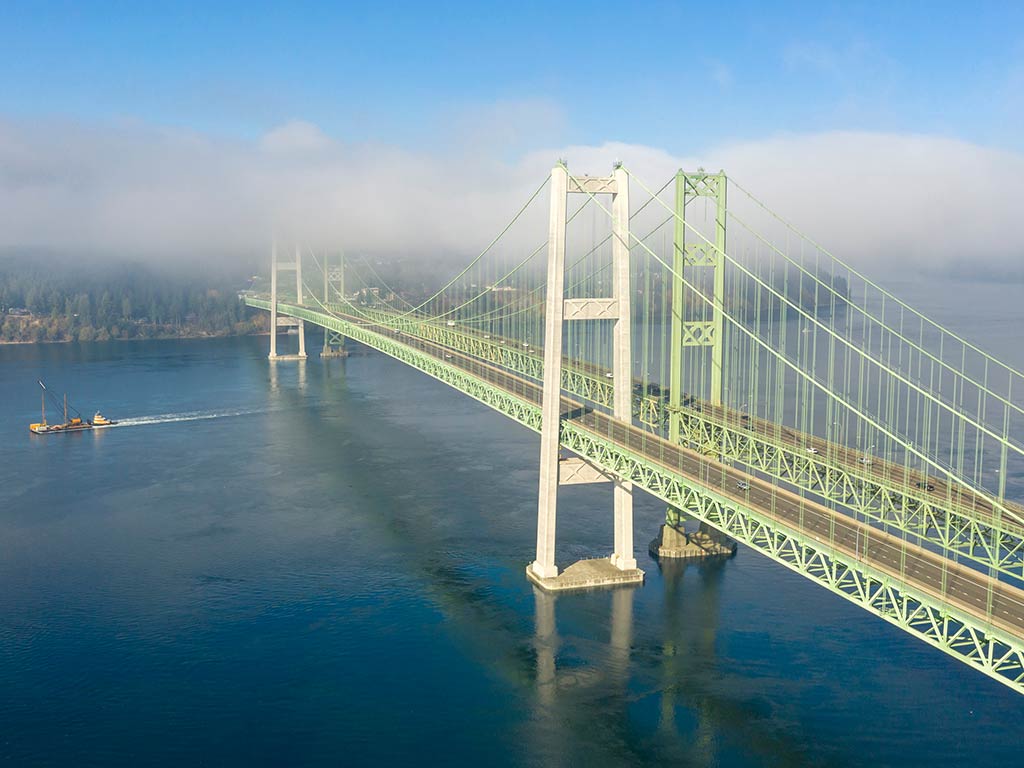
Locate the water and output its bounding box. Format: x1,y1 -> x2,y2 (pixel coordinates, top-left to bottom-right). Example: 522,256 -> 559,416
2,279 -> 1023,766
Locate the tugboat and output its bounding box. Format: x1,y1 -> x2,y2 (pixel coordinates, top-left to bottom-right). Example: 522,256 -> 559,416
91,412 -> 117,427
29,381 -> 114,434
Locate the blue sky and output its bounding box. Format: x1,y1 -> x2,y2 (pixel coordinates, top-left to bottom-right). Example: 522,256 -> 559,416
5,1 -> 1023,152
2,2 -> 1023,269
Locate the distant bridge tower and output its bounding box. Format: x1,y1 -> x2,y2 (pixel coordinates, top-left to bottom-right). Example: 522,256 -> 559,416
652,170 -> 736,559
528,162 -> 644,591
321,251 -> 348,358
668,170 -> 726,410
268,244 -> 307,360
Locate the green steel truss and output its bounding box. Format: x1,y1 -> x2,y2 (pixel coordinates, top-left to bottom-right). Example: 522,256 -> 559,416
671,410 -> 1024,581
327,304 -> 1024,583
559,425 -> 1024,696
251,298 -> 544,430
246,297 -> 1024,695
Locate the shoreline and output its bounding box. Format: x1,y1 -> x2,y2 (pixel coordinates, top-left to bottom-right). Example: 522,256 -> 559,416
0,330 -> 271,346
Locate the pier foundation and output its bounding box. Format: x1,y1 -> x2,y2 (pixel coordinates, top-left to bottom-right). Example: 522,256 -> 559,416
526,557 -> 643,592
649,522 -> 737,560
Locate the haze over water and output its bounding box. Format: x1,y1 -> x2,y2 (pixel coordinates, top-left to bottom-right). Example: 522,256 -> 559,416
1,278 -> 1023,766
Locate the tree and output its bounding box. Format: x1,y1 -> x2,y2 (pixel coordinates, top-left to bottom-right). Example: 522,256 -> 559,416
75,293 -> 91,324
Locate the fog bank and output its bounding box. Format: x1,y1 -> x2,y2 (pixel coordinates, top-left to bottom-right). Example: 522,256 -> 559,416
1,117 -> 1021,278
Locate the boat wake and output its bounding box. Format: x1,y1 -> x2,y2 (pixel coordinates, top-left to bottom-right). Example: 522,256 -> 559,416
103,408 -> 269,428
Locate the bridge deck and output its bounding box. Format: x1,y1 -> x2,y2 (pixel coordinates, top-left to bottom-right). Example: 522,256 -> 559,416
374,319 -> 1024,640
364,308 -> 1024,539
247,297 -> 1024,688
465,317 -> 1024,532
702,399 -> 1024,531
403,315 -> 1024,587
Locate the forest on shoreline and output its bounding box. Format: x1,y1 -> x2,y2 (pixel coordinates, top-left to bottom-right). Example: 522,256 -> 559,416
0,257 -> 266,344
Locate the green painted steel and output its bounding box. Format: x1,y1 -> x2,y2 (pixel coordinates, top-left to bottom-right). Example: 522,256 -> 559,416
557,424 -> 1024,697
251,298 -> 545,428
667,171 -> 726,528
322,252 -> 346,351
622,167 -> 1023,541
668,170 -> 686,448
709,173 -> 726,408
666,171 -> 687,530
246,296 -> 1024,695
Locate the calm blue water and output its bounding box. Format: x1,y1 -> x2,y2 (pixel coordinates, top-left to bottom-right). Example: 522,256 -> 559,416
2,280 -> 1023,766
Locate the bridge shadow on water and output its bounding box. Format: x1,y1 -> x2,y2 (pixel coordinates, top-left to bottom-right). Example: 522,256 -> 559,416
270,355 -> 826,765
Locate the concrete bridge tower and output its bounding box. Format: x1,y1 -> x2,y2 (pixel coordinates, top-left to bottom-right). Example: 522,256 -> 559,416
268,244 -> 307,360
528,162 -> 644,591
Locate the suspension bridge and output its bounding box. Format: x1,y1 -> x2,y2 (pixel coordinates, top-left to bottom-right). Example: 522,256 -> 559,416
243,162 -> 1024,696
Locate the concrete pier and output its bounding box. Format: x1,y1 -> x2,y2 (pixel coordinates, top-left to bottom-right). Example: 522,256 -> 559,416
526,557 -> 644,592
649,523 -> 737,560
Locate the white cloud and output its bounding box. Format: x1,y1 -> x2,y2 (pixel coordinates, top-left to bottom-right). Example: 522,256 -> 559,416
0,115 -> 1021,278
707,131 -> 1024,274
260,120 -> 333,154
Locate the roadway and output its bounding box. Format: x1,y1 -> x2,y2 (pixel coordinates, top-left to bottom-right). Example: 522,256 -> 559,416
699,398 -> 1024,534
396,310 -> 1024,537
356,315 -> 1024,641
